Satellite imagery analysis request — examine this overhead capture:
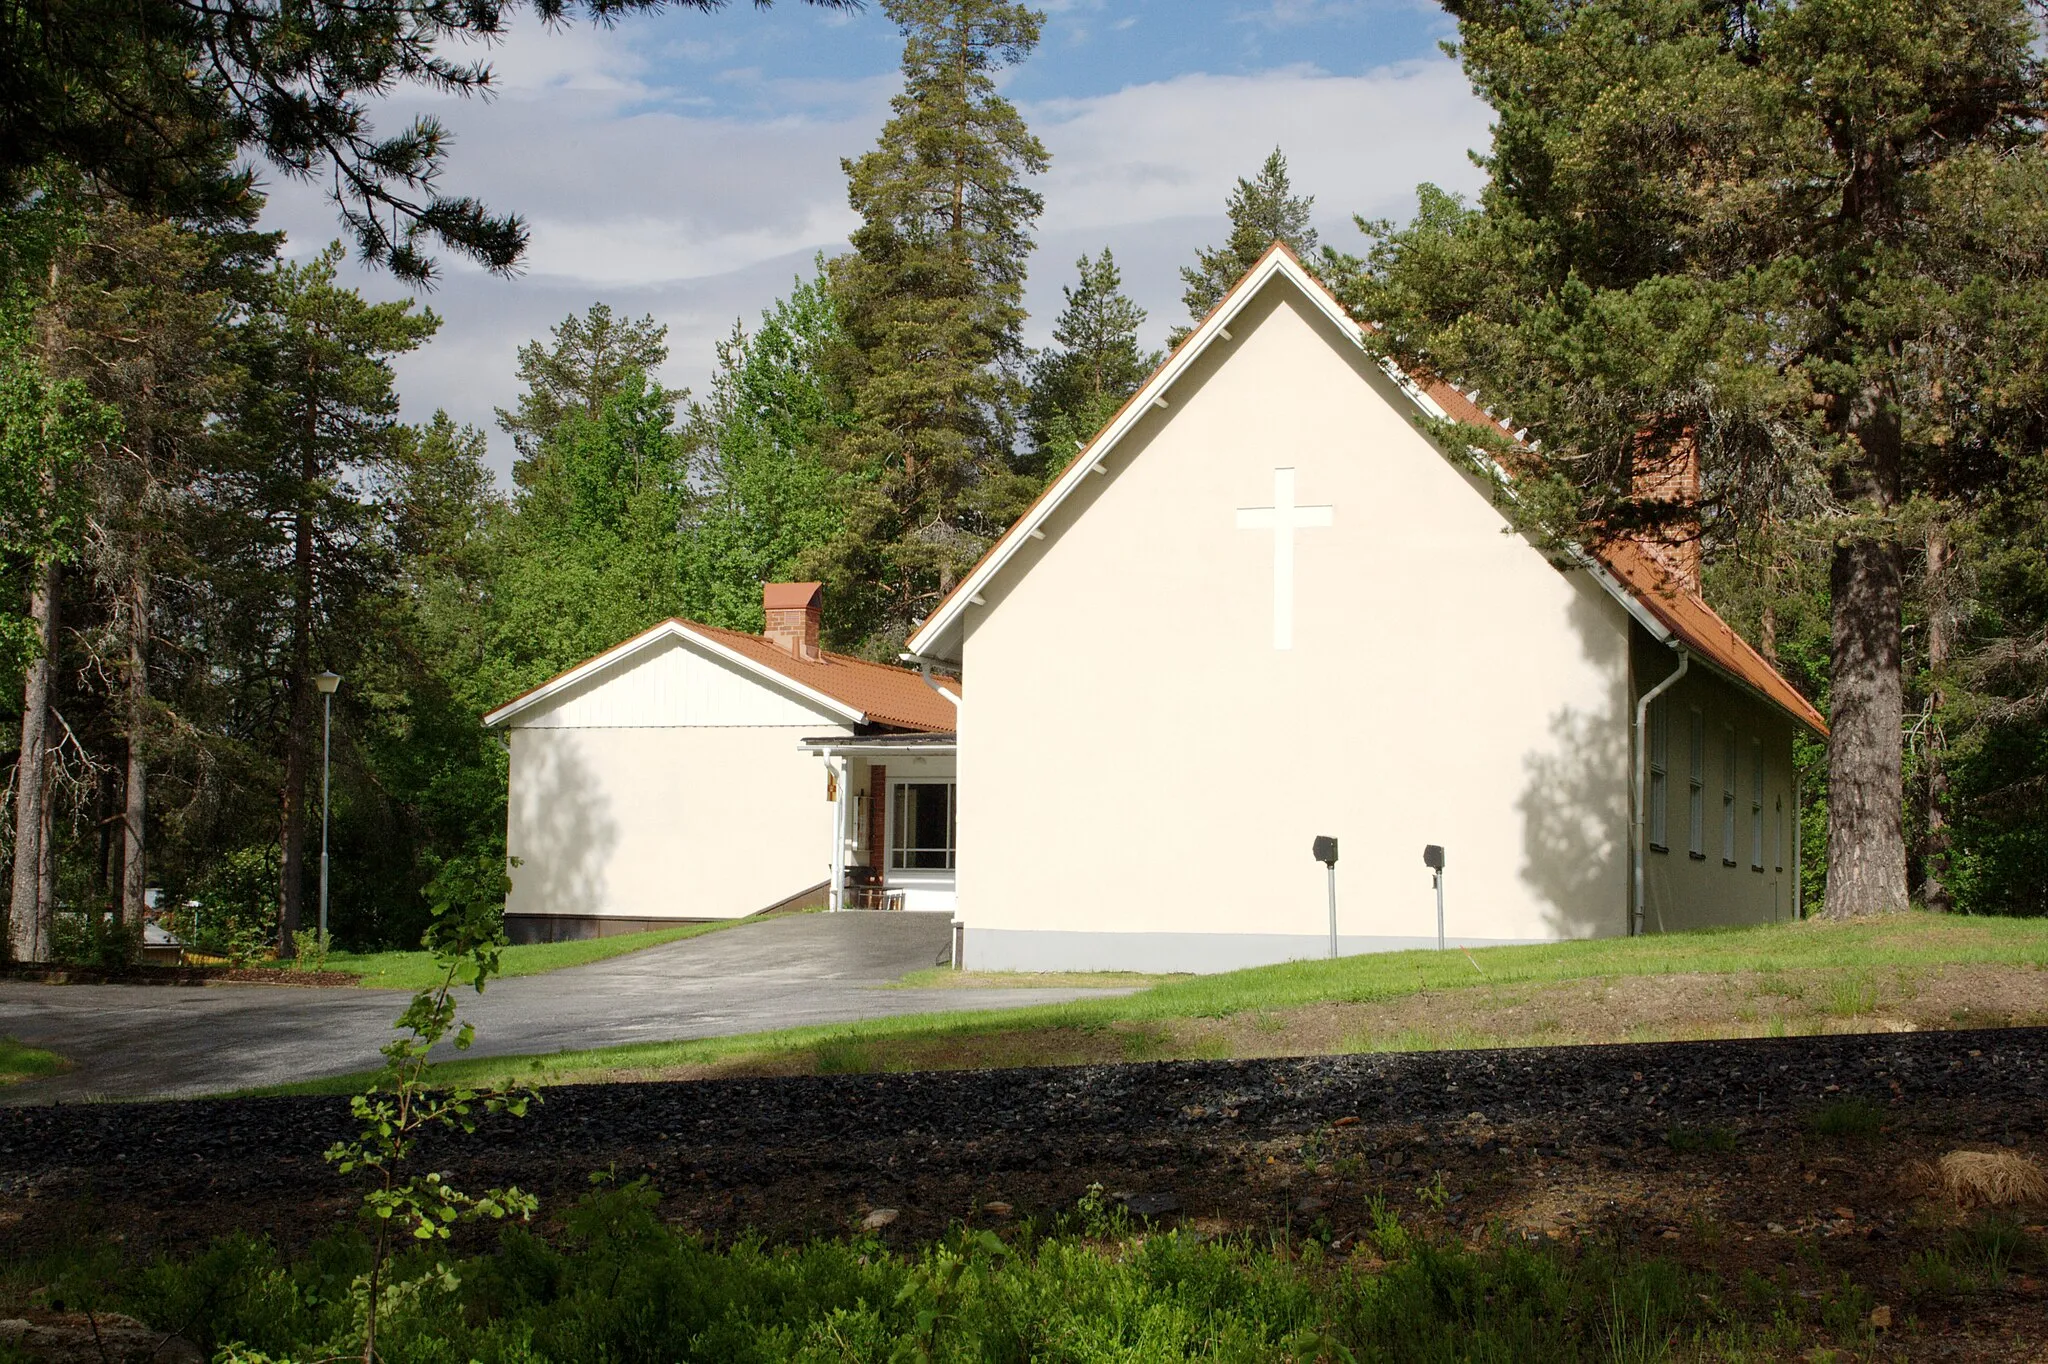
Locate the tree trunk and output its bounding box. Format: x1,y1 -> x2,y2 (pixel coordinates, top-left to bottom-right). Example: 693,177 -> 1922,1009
1919,525 -> 1953,912
8,558 -> 60,961
279,448 -> 316,952
1822,534 -> 1909,917
121,568 -> 148,930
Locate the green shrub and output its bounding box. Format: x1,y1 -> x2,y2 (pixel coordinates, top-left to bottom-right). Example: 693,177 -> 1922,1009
76,1185 -> 1826,1363
1665,1125 -> 1738,1155
1805,1097 -> 1886,1141
49,910 -> 141,967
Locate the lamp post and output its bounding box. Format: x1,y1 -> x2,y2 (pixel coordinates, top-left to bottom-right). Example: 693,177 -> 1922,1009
1423,844 -> 1446,950
1312,836 -> 1340,959
314,671 -> 341,949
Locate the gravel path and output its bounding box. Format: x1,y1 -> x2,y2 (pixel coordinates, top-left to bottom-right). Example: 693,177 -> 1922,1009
0,913 -> 1131,1102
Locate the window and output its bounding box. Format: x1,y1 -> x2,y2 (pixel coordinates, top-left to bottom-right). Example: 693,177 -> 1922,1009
1774,795 -> 1784,873
1688,708 -> 1706,859
1648,697 -> 1669,851
890,781 -> 956,871
1721,725 -> 1738,866
1751,738 -> 1765,870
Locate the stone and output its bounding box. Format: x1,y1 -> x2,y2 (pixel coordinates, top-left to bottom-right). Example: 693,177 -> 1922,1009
862,1208 -> 898,1230
1296,1195 -> 1327,1215
1120,1190 -> 1181,1218
0,1314 -> 204,1363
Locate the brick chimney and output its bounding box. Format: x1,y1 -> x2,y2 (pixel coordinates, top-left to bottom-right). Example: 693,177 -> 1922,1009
1630,428 -> 1701,595
763,582 -> 823,661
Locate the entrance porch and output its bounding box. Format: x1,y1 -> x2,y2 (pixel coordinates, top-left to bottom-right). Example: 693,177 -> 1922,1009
803,732 -> 957,913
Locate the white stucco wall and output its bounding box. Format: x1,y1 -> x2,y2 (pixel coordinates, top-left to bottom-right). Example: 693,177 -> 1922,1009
956,281 -> 1639,971
502,635 -> 850,923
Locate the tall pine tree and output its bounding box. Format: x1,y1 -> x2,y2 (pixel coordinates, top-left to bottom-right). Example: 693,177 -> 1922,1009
1173,148 -> 1318,344
818,0 -> 1048,651
1025,249 -> 1155,478
1351,0 -> 2048,918
232,243 -> 438,948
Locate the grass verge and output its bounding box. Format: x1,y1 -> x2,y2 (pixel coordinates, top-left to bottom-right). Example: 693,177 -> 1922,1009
322,921 -> 741,991
9,1178 -> 1934,1361
889,966 -> 1180,990
0,1036 -> 67,1084
265,911 -> 2048,1094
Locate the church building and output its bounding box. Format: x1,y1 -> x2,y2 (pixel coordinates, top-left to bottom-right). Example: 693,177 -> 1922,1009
487,245 -> 1824,970
901,244 -> 1826,972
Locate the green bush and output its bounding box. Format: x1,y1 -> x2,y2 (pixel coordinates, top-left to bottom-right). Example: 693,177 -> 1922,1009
73,1182 -> 1818,1363
49,910 -> 141,967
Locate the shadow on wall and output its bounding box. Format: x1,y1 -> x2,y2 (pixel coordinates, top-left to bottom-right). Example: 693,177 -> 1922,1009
1518,585 -> 1630,939
514,733 -> 620,921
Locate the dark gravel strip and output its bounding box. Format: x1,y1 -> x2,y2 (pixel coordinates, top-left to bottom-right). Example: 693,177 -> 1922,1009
3,1026 -> 2042,1183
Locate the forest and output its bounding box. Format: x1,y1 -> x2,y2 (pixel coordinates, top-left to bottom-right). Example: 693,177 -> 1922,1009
1,0 -> 2044,957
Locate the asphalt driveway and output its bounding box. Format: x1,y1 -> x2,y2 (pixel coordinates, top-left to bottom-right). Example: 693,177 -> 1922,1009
0,913 -> 1130,1103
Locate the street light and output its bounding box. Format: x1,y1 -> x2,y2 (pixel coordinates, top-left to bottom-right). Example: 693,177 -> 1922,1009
1312,836 -> 1340,959
314,671 -> 341,949
1423,844 -> 1446,951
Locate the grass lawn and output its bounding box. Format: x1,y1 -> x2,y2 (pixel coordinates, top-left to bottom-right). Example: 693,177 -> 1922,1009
0,1036 -> 67,1084
270,911 -> 2048,1094
888,966 -> 1183,990
322,920 -> 742,991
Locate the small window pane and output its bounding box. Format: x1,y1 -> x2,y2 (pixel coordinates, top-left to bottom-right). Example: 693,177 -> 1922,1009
1721,726 -> 1737,864
1648,697 -> 1669,849
1751,738 -> 1765,869
891,781 -> 956,871
1688,709 -> 1705,857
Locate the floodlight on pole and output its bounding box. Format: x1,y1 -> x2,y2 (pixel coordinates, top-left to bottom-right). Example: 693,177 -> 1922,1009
1422,844 -> 1446,950
1312,836 -> 1339,959
315,671 -> 341,949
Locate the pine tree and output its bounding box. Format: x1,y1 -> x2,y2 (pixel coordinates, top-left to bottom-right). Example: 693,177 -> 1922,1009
1,0 -> 857,283
818,0 -> 1049,650
1351,0 -> 2048,919
232,243 -> 439,948
1025,249 -> 1156,477
1173,148 -> 1318,344
496,304 -> 680,475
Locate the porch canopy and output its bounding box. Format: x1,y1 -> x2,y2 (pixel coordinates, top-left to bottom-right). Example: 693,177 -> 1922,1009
801,731 -> 958,911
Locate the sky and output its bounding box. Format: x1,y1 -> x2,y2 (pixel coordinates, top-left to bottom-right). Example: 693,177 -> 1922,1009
256,0 -> 1496,480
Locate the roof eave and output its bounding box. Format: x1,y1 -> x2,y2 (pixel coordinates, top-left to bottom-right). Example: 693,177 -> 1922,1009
907,243 -> 1335,661
482,620 -> 869,729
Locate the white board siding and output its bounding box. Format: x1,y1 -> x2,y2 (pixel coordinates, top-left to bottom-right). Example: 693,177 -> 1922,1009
505,723 -> 850,922
513,634 -> 838,729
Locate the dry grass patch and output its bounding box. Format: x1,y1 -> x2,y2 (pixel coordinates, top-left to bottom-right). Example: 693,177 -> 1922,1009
1935,1150 -> 2048,1209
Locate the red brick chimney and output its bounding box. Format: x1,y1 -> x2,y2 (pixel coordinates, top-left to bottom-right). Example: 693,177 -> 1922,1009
763,582 -> 823,661
1630,429 -> 1701,595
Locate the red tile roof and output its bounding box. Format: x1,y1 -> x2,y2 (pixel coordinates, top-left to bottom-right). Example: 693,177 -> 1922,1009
682,622 -> 959,732
1411,375 -> 1826,737
484,618 -> 959,733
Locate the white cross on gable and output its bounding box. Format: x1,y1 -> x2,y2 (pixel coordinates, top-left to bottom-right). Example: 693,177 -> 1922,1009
1235,466 -> 1333,651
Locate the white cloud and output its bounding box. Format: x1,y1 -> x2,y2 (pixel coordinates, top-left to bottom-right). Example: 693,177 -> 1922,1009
255,18 -> 1490,481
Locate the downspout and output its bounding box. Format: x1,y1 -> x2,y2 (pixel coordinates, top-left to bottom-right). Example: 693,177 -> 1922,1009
901,653 -> 959,710
1633,645 -> 1689,937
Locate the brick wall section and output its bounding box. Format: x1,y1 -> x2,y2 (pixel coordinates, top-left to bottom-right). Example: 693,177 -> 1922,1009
762,582 -> 823,660
1631,432 -> 1702,595
868,765 -> 887,876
